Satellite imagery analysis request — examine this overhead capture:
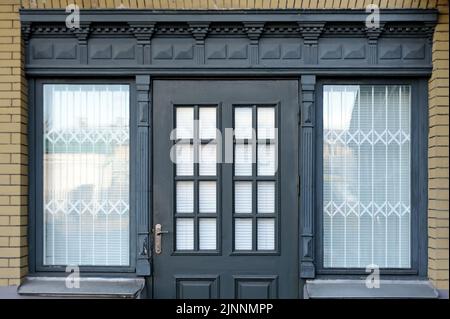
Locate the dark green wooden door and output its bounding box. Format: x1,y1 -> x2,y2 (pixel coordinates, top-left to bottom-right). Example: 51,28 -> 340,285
152,80 -> 299,298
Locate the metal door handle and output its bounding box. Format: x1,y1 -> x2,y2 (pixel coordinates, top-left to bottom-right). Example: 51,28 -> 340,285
154,224 -> 168,255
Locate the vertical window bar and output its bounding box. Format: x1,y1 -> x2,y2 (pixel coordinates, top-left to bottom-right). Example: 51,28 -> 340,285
252,105 -> 257,251
194,105 -> 199,251
399,86 -> 402,268
385,85 -> 388,268
330,87 -> 334,266
371,85 -> 374,266
343,87 -> 347,268
357,86 -> 361,268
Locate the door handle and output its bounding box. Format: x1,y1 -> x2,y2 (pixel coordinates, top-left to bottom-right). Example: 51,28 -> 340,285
154,223 -> 169,255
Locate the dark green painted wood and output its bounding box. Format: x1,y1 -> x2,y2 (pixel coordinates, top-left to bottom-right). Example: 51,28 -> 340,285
152,80 -> 299,298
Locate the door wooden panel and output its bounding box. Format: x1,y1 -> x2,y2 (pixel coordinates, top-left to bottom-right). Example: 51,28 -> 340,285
152,80 -> 299,298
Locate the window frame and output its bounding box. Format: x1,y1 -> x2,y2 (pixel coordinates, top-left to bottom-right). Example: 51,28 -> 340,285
315,78 -> 428,278
172,103 -> 222,255
29,78 -> 137,274
231,103 -> 281,255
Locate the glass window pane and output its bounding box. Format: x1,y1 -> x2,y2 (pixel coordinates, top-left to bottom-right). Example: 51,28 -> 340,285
176,218 -> 194,250
235,219 -> 253,250
257,219 -> 275,250
235,143 -> 253,176
199,107 -> 216,139
257,144 -> 276,176
175,144 -> 194,176
257,182 -> 275,214
199,143 -> 217,176
199,218 -> 217,250
199,181 -> 216,214
176,107 -> 194,139
257,107 -> 275,139
43,84 -> 130,266
235,182 -> 252,214
323,85 -> 411,268
235,108 -> 253,139
176,181 -> 194,213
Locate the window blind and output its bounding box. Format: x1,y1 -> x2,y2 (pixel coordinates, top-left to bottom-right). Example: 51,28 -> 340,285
323,85 -> 411,268
43,84 -> 130,266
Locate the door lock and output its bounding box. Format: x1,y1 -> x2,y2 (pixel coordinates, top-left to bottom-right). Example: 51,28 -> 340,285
154,223 -> 169,255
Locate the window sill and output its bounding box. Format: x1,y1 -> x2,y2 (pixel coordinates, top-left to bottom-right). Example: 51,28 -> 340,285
17,276 -> 145,299
304,279 -> 439,299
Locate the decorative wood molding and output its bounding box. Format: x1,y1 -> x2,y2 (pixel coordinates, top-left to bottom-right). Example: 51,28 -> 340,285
72,22 -> 91,64
188,22 -> 210,64
136,75 -> 151,276
365,24 -> 384,65
21,21 -> 33,64
244,22 -> 264,65
20,10 -> 438,280
300,75 -> 316,279
298,23 -> 324,65
129,22 -> 156,64
21,10 -> 436,73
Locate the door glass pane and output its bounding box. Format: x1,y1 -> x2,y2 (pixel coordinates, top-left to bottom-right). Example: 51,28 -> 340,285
199,107 -> 216,139
199,181 -> 216,213
176,107 -> 194,139
257,182 -> 275,214
175,144 -> 194,176
323,85 -> 411,268
235,219 -> 253,250
235,143 -> 253,176
235,108 -> 253,139
174,105 -> 218,253
257,219 -> 275,250
235,182 -> 252,214
257,144 -> 276,176
199,143 -> 216,176
199,218 -> 217,250
43,84 -> 129,266
257,107 -> 275,139
176,218 -> 194,250
176,181 -> 194,213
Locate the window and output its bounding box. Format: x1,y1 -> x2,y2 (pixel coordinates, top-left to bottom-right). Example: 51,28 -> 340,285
233,105 -> 278,252
322,85 -> 412,269
174,105 -> 218,251
42,84 -> 130,266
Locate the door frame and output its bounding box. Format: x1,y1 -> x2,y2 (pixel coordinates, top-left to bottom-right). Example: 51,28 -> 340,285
150,79 -> 301,298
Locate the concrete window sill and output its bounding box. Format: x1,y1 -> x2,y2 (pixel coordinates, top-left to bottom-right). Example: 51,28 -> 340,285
304,279 -> 439,299
17,276 -> 145,299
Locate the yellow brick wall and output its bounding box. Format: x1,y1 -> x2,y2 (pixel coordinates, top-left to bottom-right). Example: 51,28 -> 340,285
18,0 -> 444,10
428,0 -> 449,291
0,0 -> 447,292
0,0 -> 28,287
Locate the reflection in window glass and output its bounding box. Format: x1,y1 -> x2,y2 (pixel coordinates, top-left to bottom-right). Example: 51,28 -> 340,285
43,84 -> 130,266
323,85 -> 411,268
